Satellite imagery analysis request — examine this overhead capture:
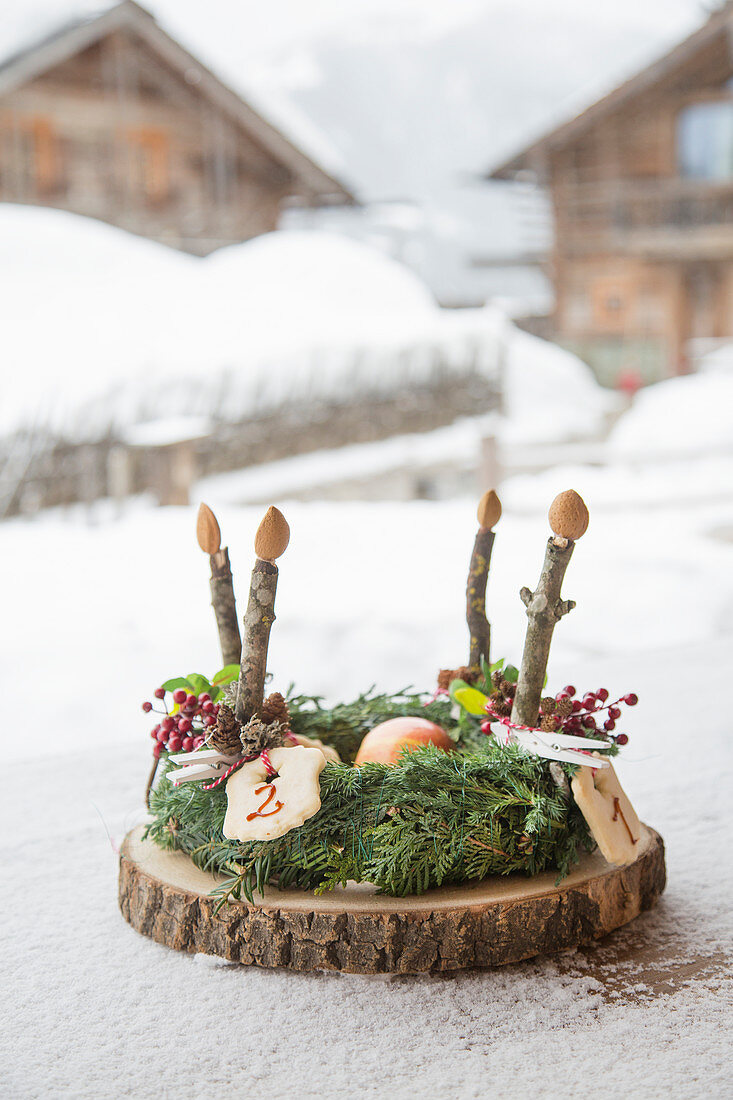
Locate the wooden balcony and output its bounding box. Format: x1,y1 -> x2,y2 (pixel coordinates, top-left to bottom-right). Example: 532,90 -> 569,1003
558,179 -> 733,260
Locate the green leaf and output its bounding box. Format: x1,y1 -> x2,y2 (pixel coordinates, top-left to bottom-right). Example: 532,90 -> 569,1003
160,677 -> 192,693
448,678 -> 472,703
453,686 -> 490,716
503,665 -> 519,683
212,664 -> 240,686
489,659 -> 505,673
210,685 -> 221,702
480,657 -> 493,682
186,673 -> 211,696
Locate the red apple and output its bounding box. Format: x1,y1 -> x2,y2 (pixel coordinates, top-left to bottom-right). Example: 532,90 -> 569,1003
354,717 -> 454,766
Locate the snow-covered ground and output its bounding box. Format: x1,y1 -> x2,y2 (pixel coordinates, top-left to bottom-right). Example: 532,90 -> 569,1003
0,207 -> 446,437
1,450 -> 732,1097
196,417 -> 496,504
610,370 -> 733,460
193,363 -> 733,509
0,206 -> 615,448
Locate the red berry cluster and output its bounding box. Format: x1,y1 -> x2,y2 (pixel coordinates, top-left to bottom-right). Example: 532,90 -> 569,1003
481,683 -> 637,746
142,686 -> 221,758
543,685 -> 636,745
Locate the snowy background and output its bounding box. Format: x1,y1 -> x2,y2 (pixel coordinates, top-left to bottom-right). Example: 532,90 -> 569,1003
0,0 -> 716,305
2,0 -> 733,1096
0,204 -> 615,449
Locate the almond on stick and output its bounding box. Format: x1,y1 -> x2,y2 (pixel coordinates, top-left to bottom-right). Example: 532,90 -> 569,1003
196,503 -> 241,667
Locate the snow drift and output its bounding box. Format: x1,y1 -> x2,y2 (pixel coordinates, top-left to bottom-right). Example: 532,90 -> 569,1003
0,205 -> 613,445
610,371 -> 733,460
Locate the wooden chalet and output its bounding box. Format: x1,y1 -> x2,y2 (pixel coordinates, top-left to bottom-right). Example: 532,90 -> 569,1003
0,1 -> 353,255
490,3 -> 733,382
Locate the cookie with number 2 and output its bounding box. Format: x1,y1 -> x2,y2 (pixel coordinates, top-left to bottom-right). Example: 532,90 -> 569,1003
223,745 -> 325,842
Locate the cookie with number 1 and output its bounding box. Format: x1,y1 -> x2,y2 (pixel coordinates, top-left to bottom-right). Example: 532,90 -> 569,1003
571,754 -> 642,866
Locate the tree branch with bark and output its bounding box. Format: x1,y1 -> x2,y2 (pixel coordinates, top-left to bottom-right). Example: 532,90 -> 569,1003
466,489 -> 502,673
511,490 -> 589,727
235,507 -> 290,725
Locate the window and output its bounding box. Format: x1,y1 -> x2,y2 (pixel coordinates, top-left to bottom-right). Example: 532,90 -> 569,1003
31,118 -> 60,193
5,116 -> 62,197
125,127 -> 169,202
590,276 -> 629,331
677,101 -> 733,180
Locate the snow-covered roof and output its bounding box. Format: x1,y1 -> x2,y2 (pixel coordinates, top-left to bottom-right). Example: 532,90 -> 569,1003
0,4 -> 102,78
489,2 -> 733,178
0,0 -> 355,202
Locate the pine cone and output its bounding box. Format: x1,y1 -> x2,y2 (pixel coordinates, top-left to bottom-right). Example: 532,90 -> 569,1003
540,696 -> 556,714
500,679 -> 516,698
221,682 -> 238,709
455,665 -> 478,685
259,692 -> 290,726
240,716 -> 289,759
555,698 -> 573,718
491,670 -> 504,688
208,704 -> 243,755
491,694 -> 512,717
540,714 -> 560,732
437,666 -> 477,691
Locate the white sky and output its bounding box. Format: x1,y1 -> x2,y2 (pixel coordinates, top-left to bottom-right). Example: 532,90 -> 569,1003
2,0 -> 709,66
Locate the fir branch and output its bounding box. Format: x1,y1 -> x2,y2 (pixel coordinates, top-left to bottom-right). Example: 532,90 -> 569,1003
285,685 -> 457,762
146,739 -> 594,900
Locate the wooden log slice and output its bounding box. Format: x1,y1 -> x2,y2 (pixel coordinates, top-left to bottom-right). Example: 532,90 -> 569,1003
119,824 -> 665,975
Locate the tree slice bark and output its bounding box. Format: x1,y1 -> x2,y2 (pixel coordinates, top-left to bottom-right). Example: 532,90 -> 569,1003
209,548 -> 241,667
119,825 -> 665,975
235,559 -> 277,724
512,537 -> 575,727
466,527 -> 495,671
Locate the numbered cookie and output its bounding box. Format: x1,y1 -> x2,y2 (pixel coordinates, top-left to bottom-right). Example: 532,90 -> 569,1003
290,733 -> 341,764
223,745 -> 325,842
571,753 -> 642,866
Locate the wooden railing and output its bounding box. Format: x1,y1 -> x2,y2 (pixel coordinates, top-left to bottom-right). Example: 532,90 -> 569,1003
559,179 -> 733,255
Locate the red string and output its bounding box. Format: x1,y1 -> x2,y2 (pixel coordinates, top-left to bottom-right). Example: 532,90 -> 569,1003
484,705 -> 540,735
201,756 -> 247,791
190,739 -> 284,792
260,748 -> 277,779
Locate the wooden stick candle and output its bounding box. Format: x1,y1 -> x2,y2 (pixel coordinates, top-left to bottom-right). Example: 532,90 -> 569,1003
196,503 -> 242,667
466,489 -> 502,672
511,490 -> 589,727
235,506 -> 290,725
